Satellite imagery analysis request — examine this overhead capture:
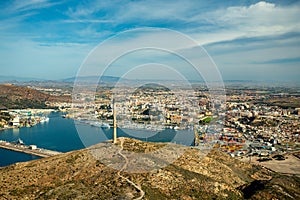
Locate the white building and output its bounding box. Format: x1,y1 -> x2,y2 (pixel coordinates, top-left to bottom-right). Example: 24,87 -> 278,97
29,145 -> 37,150
12,116 -> 20,126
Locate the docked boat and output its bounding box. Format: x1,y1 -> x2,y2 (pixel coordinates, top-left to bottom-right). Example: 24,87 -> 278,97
16,138 -> 24,145
40,116 -> 50,123
101,123 -> 110,129
90,121 -> 110,129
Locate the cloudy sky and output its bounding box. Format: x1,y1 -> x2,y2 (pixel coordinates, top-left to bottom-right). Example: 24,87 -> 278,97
0,0 -> 299,82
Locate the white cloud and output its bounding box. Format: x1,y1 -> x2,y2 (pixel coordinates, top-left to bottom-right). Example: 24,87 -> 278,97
0,0 -> 62,33
0,0 -> 299,81
64,0 -> 118,19
191,1 -> 300,44
66,6 -> 95,18
211,44 -> 300,81
0,12 -> 36,31
62,1 -> 300,46
114,0 -> 193,22
8,0 -> 60,12
62,19 -> 113,23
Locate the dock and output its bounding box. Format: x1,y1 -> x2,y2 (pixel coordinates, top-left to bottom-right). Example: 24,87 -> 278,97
0,140 -> 62,158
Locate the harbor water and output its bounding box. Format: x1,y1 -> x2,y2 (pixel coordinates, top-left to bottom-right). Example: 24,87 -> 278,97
0,112 -> 194,167
0,148 -> 40,167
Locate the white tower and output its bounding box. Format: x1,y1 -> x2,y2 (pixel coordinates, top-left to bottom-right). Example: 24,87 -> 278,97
113,98 -> 117,144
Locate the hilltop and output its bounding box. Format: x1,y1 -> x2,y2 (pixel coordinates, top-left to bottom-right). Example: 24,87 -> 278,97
0,137 -> 299,199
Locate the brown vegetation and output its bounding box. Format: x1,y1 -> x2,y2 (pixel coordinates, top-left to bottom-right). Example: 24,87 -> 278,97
0,138 -> 299,199
0,84 -> 70,109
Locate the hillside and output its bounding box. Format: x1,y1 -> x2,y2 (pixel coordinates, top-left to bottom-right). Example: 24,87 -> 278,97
0,137 -> 299,199
0,84 -> 70,109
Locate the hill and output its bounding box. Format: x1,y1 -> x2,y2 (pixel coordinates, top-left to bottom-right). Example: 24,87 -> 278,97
0,84 -> 70,109
0,137 -> 299,199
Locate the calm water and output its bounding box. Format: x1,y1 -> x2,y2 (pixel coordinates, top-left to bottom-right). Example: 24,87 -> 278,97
0,148 -> 40,167
0,112 -> 194,167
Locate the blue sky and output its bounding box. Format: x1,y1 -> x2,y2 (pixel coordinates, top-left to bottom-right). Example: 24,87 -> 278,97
0,0 -> 299,82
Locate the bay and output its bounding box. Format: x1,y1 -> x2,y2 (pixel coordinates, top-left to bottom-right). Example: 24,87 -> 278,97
0,112 -> 194,167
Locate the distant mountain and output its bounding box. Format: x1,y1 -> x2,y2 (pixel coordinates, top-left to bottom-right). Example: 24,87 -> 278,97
0,138 -> 299,199
0,75 -> 46,83
61,76 -> 121,83
224,80 -> 254,83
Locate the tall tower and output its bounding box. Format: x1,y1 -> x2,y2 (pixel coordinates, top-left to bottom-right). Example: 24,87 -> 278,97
193,124 -> 200,146
113,98 -> 117,144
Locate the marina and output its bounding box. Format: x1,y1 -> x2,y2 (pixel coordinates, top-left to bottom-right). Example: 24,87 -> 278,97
0,112 -> 85,166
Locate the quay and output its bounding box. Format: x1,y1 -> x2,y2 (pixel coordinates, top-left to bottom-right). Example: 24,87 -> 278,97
0,140 -> 62,158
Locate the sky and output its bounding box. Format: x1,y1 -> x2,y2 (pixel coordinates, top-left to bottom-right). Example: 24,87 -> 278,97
0,0 -> 299,82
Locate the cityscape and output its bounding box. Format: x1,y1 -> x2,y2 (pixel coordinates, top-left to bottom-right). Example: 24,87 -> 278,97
1,0 -> 300,199
1,82 -> 299,158
0,81 -> 299,198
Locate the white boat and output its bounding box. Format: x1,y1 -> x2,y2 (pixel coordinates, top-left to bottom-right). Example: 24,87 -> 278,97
90,121 -> 110,129
16,138 -> 24,145
40,116 -> 50,123
101,123 -> 110,129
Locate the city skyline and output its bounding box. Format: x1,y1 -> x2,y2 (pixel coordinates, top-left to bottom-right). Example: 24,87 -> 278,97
0,0 -> 300,82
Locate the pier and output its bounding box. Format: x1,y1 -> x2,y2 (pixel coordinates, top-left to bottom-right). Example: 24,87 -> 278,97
0,140 -> 62,158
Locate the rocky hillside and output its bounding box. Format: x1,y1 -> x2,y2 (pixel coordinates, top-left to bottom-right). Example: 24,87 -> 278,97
0,138 -> 299,199
0,84 -> 70,109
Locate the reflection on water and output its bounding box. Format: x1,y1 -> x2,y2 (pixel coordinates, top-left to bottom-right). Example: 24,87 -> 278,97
12,128 -> 19,136
75,121 -> 195,148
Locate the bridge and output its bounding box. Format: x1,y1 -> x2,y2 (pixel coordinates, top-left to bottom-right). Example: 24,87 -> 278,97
0,140 -> 62,158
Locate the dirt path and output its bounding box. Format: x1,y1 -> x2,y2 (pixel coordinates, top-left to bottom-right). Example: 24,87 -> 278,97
117,138 -> 145,200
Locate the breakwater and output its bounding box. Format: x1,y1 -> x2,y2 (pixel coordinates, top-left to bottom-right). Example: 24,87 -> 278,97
0,140 -> 61,158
